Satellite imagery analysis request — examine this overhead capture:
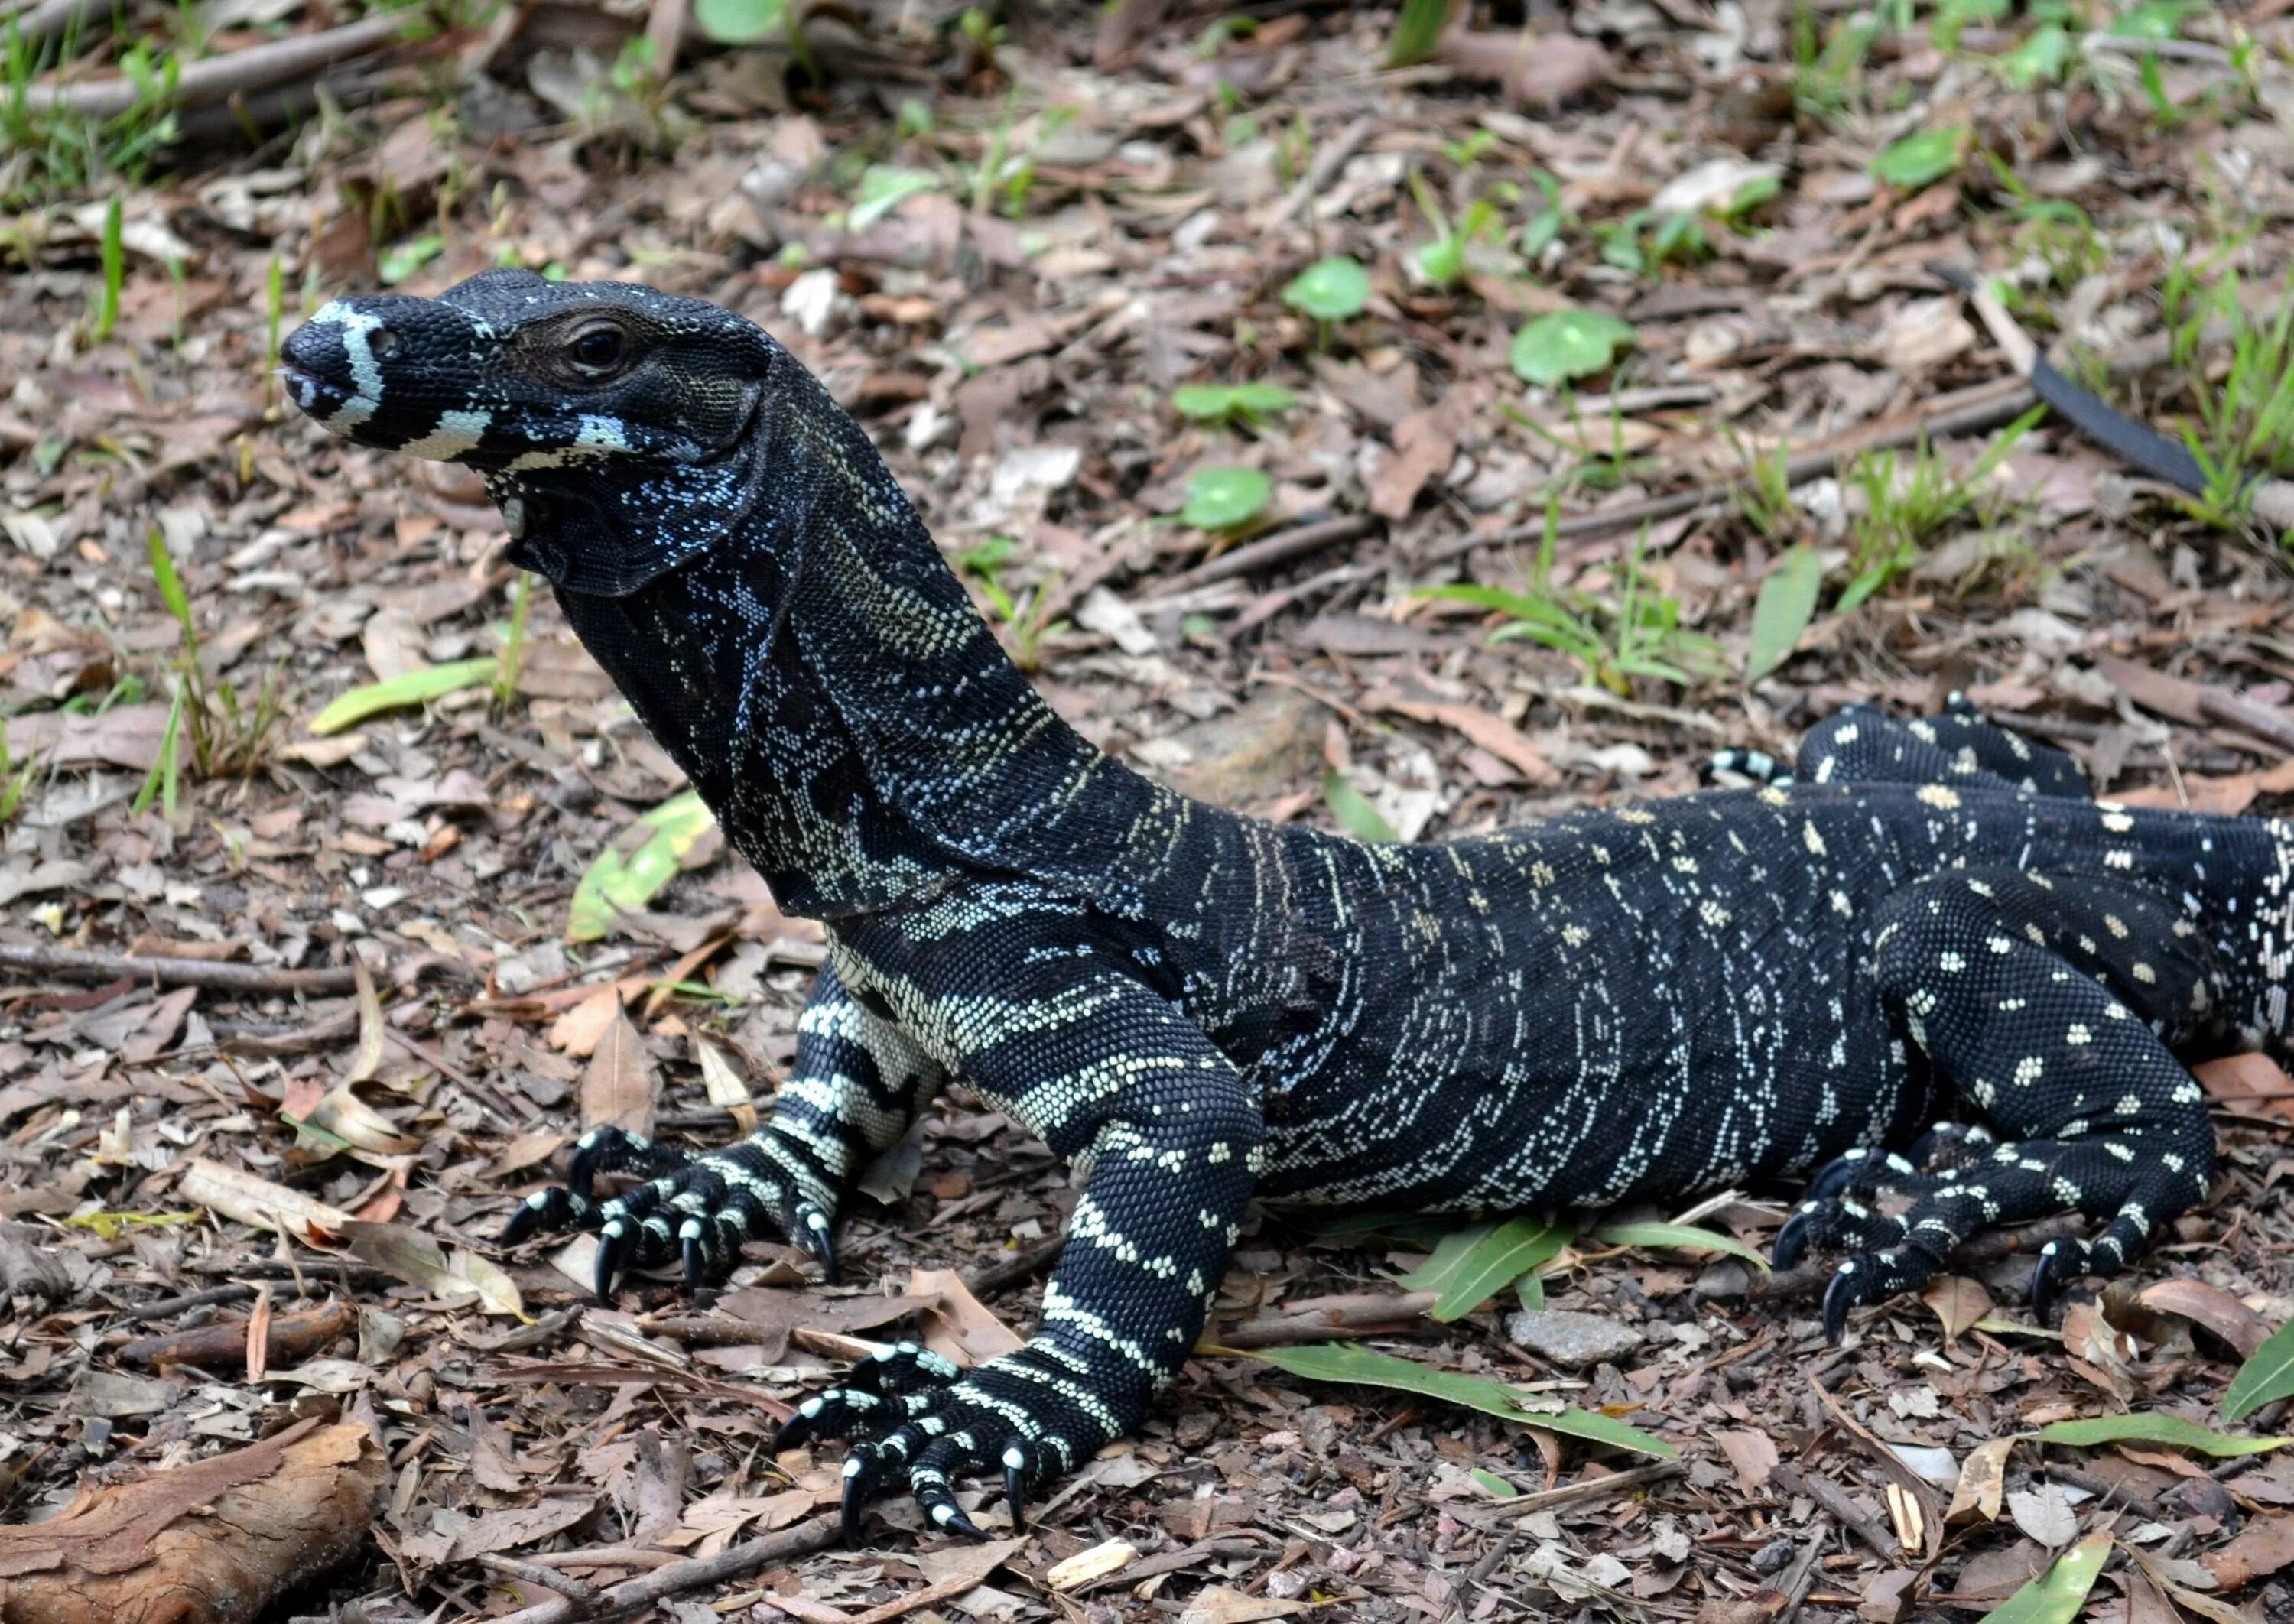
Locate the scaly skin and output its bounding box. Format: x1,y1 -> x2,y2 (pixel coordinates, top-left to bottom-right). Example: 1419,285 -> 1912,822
283,271 -> 2289,1541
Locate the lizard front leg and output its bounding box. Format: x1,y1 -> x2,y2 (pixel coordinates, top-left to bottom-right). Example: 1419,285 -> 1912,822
502,959 -> 945,1294
776,945 -> 1262,1544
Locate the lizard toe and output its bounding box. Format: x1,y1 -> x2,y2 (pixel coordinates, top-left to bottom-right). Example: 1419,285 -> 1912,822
844,1341 -> 964,1398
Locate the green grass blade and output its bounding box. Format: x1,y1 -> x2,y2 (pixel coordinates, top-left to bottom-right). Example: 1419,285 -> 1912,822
308,658 -> 497,735
1419,1217 -> 1572,1320
1590,1220 -> 1771,1274
567,791 -> 719,941
1324,771 -> 1399,843
1240,1343 -> 1675,1458
2225,1317 -> 2294,1422
2038,1412 -> 2289,1457
1979,1533 -> 2110,1624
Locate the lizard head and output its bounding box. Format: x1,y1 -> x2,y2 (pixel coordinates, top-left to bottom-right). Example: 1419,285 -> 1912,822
280,267 -> 773,471
281,268 -> 801,596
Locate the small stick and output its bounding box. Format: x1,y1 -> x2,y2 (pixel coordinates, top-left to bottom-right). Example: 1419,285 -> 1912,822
1469,1460 -> 1683,1523
1266,117 -> 1375,230
486,1515 -> 840,1624
1209,1291 -> 1442,1350
478,1553 -> 604,1603
120,1283 -> 260,1324
1160,514 -> 1380,593
22,9 -> 418,118
0,943 -> 359,996
960,1233 -> 1064,1298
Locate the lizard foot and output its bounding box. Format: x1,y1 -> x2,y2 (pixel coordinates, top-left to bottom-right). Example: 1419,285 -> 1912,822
499,1125 -> 837,1298
776,1346 -> 1097,1547
1772,1130 -> 1996,1269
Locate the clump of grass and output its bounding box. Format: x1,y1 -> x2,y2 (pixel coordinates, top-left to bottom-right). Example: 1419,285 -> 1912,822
2162,262 -> 2294,496
1422,500 -> 1726,694
957,536 -> 1067,673
133,527 -> 288,817
1838,408 -> 2041,611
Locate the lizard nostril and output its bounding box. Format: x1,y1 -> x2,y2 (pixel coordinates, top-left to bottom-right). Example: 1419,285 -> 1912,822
369,328 -> 401,362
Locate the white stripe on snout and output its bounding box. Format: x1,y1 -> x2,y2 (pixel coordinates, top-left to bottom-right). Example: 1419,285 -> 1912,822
503,414 -> 636,472
320,308 -> 389,434
398,408 -> 492,459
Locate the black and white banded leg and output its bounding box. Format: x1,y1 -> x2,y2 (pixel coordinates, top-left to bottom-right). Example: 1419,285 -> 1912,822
1782,867 -> 2219,1340
1796,704 -> 2088,797
499,964 -> 944,1298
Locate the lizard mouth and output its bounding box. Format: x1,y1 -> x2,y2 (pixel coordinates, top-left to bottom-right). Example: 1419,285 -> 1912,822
278,363 -> 380,436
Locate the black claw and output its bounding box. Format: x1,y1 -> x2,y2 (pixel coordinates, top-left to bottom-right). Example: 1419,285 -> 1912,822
1004,1460 -> 1028,1532
595,1224 -> 630,1303
1806,1155 -> 1860,1203
501,1199 -> 544,1246
841,1471 -> 867,1550
800,1213 -> 839,1284
682,1229 -> 706,1291
774,1407 -> 817,1452
1772,1210 -> 1810,1270
2029,1247 -> 2068,1325
936,1502 -> 987,1542
568,1134 -> 608,1200
1821,1269 -> 1855,1345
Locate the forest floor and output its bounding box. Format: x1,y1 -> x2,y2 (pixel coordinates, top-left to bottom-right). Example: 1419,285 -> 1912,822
14,0 -> 2294,1616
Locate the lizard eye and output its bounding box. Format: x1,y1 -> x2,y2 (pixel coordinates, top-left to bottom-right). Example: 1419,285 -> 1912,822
369,328 -> 401,361
569,323 -> 628,376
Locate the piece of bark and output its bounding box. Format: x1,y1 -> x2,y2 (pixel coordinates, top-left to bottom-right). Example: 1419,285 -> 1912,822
118,1302 -> 353,1370
0,1224 -> 69,1301
0,1418 -> 385,1624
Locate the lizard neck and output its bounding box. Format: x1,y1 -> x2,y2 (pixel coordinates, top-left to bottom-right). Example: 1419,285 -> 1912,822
509,359 -> 1209,921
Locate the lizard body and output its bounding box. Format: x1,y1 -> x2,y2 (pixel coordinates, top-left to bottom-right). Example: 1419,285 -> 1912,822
284,272 -> 2287,1539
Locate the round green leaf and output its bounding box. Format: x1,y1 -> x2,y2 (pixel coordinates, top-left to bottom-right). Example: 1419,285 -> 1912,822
1172,382 -> 1298,424
1182,466 -> 1271,530
1509,308 -> 1638,388
695,0 -> 786,42
1872,125 -> 1968,190
1282,256 -> 1371,321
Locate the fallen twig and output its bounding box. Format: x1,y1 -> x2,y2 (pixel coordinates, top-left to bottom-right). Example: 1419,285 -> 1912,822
1462,1460 -> 1683,1525
0,943 -> 360,996
489,1515 -> 840,1624
22,9 -> 420,119
961,1231 -> 1064,1298
1210,1290 -> 1441,1349
479,1553 -> 604,1603
1266,116 -> 1374,230
1159,514 -> 1381,594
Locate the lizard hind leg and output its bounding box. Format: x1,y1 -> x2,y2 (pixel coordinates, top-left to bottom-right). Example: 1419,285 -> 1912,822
1803,868 -> 2218,1340
1796,703 -> 2088,797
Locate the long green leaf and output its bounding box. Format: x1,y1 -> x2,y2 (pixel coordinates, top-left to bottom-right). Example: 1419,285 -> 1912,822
1591,1220 -> 1771,1274
1745,544 -> 1821,684
145,525 -> 195,645
309,658 -> 497,735
2037,1412 -> 2290,1457
1430,1218 -> 1571,1320
1980,1532 -> 2110,1624
2225,1316 -> 2294,1422
568,791 -> 719,941
1243,1343 -> 1675,1458
1324,771 -> 1399,843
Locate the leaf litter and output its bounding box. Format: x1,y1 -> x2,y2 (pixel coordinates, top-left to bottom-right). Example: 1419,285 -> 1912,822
18,0 -> 2294,1614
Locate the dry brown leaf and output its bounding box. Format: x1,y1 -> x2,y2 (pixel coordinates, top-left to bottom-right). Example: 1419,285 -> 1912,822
580,1000 -> 657,1136
1919,1275 -> 1992,1341
1434,28 -> 1612,106
2138,1278 -> 2270,1359
908,1266 -> 1025,1366
551,982 -> 631,1057
1945,1437 -> 2011,1525
1715,1429 -> 1779,1492
694,1035 -> 758,1135
340,1219 -> 525,1317
177,1158 -> 353,1242
2196,1051 -> 2294,1123
2205,1511 -> 2294,1589
1365,690 -> 1560,786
